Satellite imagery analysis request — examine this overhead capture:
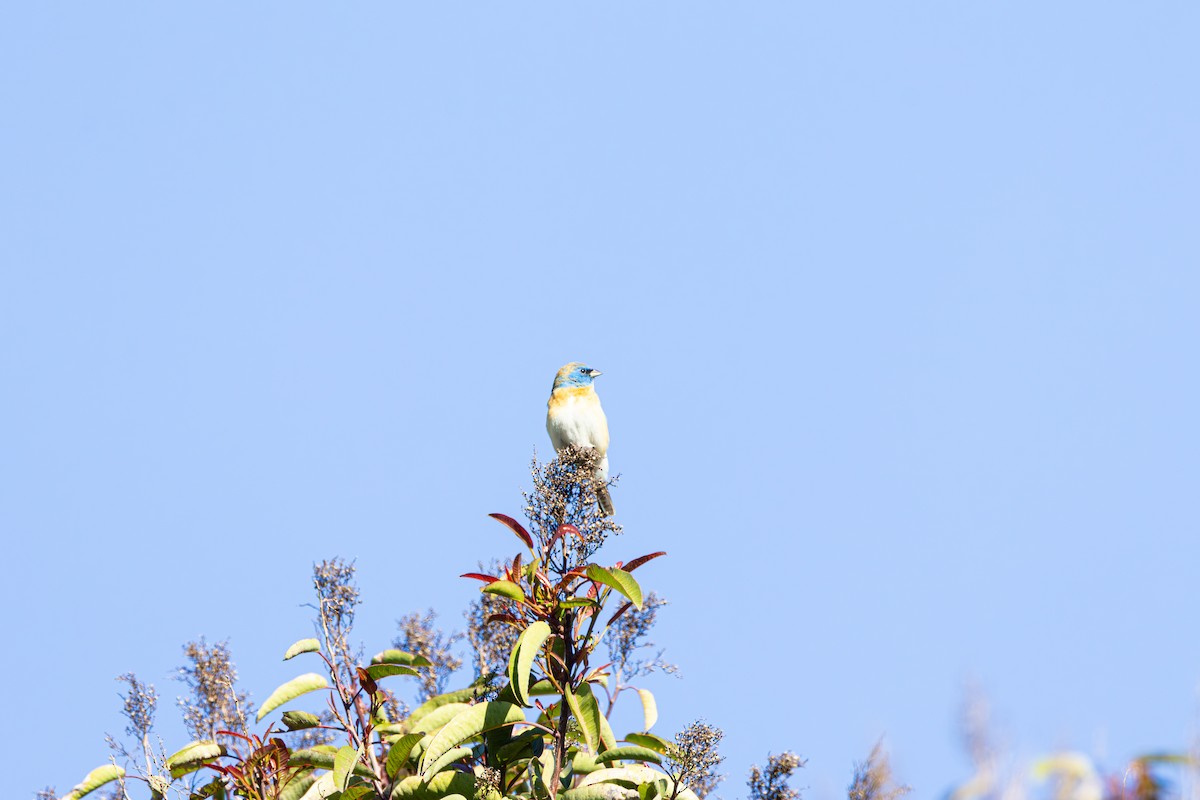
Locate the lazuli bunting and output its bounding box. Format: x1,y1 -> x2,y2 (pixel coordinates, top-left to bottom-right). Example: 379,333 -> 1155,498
546,362 -> 614,516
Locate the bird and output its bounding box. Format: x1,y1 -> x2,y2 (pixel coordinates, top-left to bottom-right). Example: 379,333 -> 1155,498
546,362 -> 614,516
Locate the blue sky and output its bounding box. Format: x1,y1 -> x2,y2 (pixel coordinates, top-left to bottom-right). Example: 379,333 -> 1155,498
3,3 -> 1198,798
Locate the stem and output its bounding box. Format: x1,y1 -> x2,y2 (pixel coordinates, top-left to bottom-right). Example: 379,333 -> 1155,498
666,767 -> 682,800
604,666 -> 622,718
547,610 -> 576,798
317,609 -> 357,741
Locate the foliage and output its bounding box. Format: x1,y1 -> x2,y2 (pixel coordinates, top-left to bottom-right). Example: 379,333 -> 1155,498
394,610 -> 463,702
176,639 -> 254,744
464,559 -> 520,683
42,446 -> 1199,800
847,742 -> 909,800
664,722 -> 725,800
747,752 -> 805,800
46,448 -> 712,800
947,686 -> 1198,800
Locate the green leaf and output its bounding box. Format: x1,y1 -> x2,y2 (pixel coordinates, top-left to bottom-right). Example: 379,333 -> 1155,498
188,776 -> 225,800
639,778 -> 670,800
1031,753 -> 1098,781
495,728 -> 545,765
563,785 -> 638,800
560,598 -> 601,609
529,748 -> 554,798
386,733 -> 427,779
277,772 -> 316,800
1137,753 -> 1199,766
165,740 -> 227,778
406,684 -> 490,729
565,683 -> 615,754
61,764 -> 126,800
586,565 -> 643,609
572,751 -> 601,774
166,740 -> 225,769
636,689 -> 658,731
297,772 -> 335,800
482,580 -> 525,603
340,787 -> 375,800
599,703 -> 618,751
282,710 -> 322,731
370,649 -> 433,668
256,672 -> 329,721
333,745 -> 358,792
508,620 -> 551,707
411,702 -> 472,734
418,701 -> 526,778
564,687 -> 593,752
391,771 -> 478,800
283,638 -> 321,660
290,749 -> 374,777
365,663 -> 420,680
580,765 -> 665,789
624,733 -> 670,754
595,746 -> 664,766
432,746 -> 473,770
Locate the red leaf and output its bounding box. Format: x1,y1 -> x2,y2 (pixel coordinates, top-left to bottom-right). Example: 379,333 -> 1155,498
547,526 -> 566,550
607,601 -> 633,626
585,662 -> 613,679
486,613 -> 521,626
357,666 -> 379,696
461,573 -> 500,584
548,523 -> 583,550
489,513 -> 534,549
622,551 -> 667,573
270,738 -> 290,768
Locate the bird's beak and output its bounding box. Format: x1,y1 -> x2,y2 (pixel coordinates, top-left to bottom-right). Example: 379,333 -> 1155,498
590,369 -> 603,378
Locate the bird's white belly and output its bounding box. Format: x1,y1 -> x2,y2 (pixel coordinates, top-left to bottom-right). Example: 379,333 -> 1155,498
547,395 -> 608,453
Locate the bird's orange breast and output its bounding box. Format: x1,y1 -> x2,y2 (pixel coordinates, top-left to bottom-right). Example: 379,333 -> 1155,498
547,385 -> 596,412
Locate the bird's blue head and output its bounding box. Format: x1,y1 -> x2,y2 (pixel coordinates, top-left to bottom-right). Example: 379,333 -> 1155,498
553,362 -> 603,390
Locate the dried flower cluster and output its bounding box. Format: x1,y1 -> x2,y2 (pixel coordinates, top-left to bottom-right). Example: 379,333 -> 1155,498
394,609 -> 463,701
523,447 -> 621,569
475,765 -> 503,799
465,559 -> 521,681
748,752 -> 806,800
607,591 -> 678,682
116,672 -> 158,741
312,557 -> 362,680
175,638 -> 251,742
666,720 -> 726,800
847,742 -> 910,800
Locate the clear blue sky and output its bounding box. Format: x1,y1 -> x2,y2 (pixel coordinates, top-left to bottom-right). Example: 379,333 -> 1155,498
3,3 -> 1198,798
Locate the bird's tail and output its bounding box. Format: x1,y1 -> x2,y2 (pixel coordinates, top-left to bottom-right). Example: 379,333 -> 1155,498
595,484 -> 615,517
